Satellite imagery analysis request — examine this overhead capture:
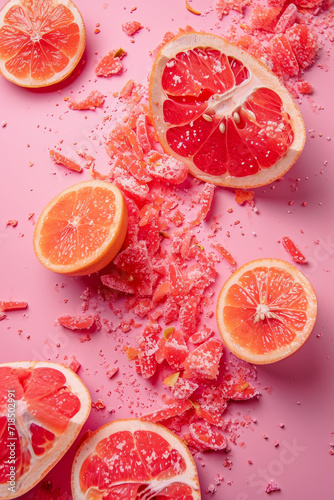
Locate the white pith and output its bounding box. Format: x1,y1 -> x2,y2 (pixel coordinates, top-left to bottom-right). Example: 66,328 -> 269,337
149,32 -> 306,188
0,0 -> 86,88
0,360 -> 91,499
216,258 -> 318,364
71,419 -> 201,500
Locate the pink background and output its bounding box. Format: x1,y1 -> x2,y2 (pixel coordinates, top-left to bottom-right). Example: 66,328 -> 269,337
0,0 -> 333,498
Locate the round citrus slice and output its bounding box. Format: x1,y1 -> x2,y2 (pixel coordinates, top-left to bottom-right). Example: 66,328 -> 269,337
0,361 -> 91,499
149,32 -> 306,188
0,0 -> 86,88
71,418 -> 201,499
216,258 -> 317,364
33,180 -> 128,276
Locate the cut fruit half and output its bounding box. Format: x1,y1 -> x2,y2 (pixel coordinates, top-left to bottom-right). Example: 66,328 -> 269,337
33,180 -> 128,276
0,0 -> 86,87
0,361 -> 91,499
149,32 -> 306,188
216,258 -> 317,364
71,419 -> 201,499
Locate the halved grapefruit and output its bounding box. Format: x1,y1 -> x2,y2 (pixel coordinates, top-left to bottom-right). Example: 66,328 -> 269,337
0,361 -> 91,499
0,0 -> 86,88
149,32 -> 306,188
33,180 -> 128,276
71,419 -> 201,499
216,258 -> 317,364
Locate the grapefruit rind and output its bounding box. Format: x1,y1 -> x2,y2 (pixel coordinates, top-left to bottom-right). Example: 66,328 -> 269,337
149,32 -> 306,188
216,258 -> 317,364
71,418 -> 201,500
33,180 -> 128,276
0,0 -> 86,88
0,360 -> 91,499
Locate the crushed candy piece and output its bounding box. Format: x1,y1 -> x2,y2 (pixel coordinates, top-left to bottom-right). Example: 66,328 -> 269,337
142,400 -> 192,422
282,236 -> 308,264
50,150 -> 82,172
189,420 -> 227,451
6,219 -> 18,227
122,21 -> 143,36
95,48 -> 126,77
69,90 -> 105,110
57,315 -> 95,330
265,480 -> 281,493
171,378 -> 199,400
235,189 -> 254,205
183,338 -> 223,380
0,301 -> 28,312
189,326 -> 214,345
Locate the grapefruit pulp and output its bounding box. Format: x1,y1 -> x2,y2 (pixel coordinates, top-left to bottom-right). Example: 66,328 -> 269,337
0,361 -> 91,499
216,258 -> 317,364
149,32 -> 306,188
0,0 -> 86,87
71,419 -> 201,499
33,180 -> 128,276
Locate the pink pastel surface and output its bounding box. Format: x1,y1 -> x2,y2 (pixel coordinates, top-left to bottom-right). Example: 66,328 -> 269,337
0,0 -> 333,498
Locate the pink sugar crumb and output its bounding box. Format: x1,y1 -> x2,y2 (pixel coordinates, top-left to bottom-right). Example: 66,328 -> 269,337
6,219 -> 18,227
95,49 -> 126,77
68,357 -> 81,373
190,183 -> 215,227
265,480 -> 281,493
171,378 -> 198,400
183,338 -> 224,380
106,367 -> 119,378
122,21 -> 143,36
69,90 -> 105,110
57,315 -> 95,331
189,326 -> 214,345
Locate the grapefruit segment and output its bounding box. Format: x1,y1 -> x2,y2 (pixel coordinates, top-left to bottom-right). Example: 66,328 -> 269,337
71,419 -> 200,500
0,361 -> 91,499
217,259 -> 317,364
33,180 -> 128,276
149,32 -> 305,188
0,0 -> 86,88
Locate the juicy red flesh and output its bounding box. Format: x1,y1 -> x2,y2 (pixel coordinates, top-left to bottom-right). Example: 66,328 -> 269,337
161,46 -> 294,177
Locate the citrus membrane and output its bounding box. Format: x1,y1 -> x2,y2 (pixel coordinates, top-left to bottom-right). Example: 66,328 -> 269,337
216,258 -> 317,364
149,32 -> 306,188
0,361 -> 91,499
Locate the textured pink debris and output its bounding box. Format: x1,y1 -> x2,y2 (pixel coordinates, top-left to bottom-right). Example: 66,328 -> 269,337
69,90 -> 105,110
265,480 -> 281,493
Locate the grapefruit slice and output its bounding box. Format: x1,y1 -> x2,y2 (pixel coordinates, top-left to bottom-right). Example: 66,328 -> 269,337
71,419 -> 201,499
149,32 -> 306,188
0,0 -> 85,88
216,258 -> 317,364
33,180 -> 128,276
0,361 -> 91,499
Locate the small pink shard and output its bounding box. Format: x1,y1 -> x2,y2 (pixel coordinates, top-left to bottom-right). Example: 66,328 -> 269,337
57,315 -> 95,330
68,357 -> 81,373
107,367 -> 119,379
122,21 -> 143,36
190,183 -> 215,227
265,480 -> 281,493
6,219 -> 18,227
69,90 -> 105,110
95,49 -> 126,77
